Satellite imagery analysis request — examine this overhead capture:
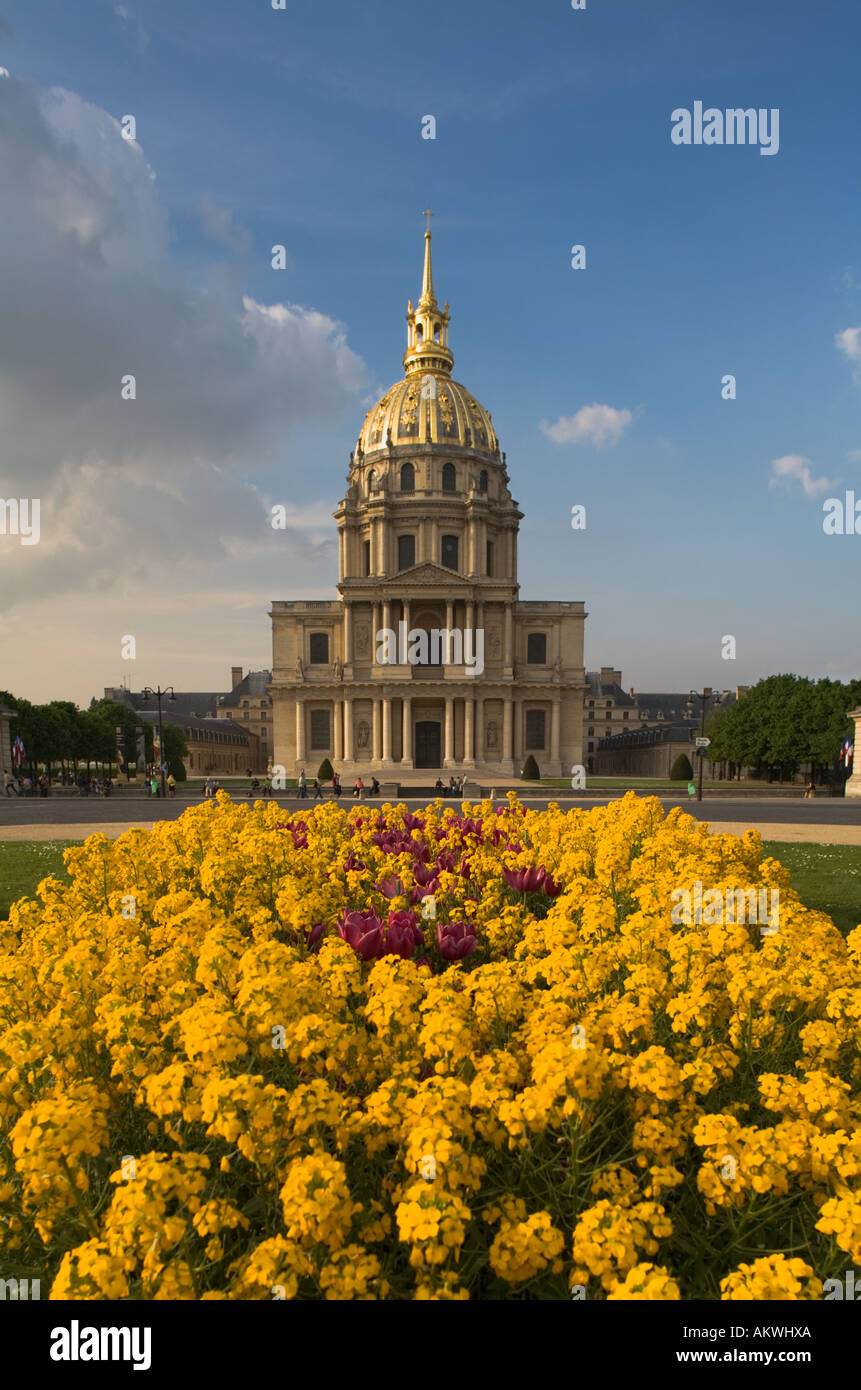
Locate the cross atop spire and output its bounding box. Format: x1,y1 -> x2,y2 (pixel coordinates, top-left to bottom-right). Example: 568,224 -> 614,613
421,207 -> 434,234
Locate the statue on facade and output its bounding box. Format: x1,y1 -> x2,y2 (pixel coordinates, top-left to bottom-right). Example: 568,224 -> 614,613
333,659 -> 344,682
357,721 -> 370,749
295,657 -> 304,680
553,656 -> 562,681
486,720 -> 498,748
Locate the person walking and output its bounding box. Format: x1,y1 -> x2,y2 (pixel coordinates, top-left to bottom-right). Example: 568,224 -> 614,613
263,776 -> 272,798
150,774 -> 159,797
370,776 -> 380,797
804,779 -> 815,799
3,769 -> 13,796
353,776 -> 364,799
313,778 -> 324,801
332,772 -> 342,799
298,770 -> 307,799
167,773 -> 176,798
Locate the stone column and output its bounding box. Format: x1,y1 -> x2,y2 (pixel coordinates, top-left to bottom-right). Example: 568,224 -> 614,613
444,697 -> 455,767
402,599 -> 410,641
845,707 -> 861,796
372,700 -> 381,760
445,599 -> 454,636
463,698 -> 475,767
502,698 -> 514,774
466,599 -> 474,636
295,701 -> 306,764
550,698 -> 560,770
377,517 -> 386,575
372,603 -> 380,664
334,700 -> 343,762
343,602 -> 352,665
382,698 -> 393,765
475,699 -> 484,766
344,698 -> 354,762
402,696 -> 413,767
504,605 -> 513,669
382,600 -> 392,660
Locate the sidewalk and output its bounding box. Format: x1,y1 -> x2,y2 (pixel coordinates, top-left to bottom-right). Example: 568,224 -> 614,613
1,820 -> 859,845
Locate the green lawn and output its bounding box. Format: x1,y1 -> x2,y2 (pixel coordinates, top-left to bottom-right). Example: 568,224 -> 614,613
761,841 -> 861,937
0,839 -> 80,919
2,837 -> 860,936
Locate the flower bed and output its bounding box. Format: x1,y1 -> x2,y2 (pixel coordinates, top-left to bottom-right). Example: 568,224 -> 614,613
0,791 -> 859,1300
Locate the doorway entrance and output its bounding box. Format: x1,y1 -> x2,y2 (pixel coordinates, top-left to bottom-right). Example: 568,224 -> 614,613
415,721 -> 442,768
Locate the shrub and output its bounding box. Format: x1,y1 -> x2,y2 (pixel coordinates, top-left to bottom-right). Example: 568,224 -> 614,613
317,758 -> 334,783
670,754 -> 693,781
521,755 -> 540,780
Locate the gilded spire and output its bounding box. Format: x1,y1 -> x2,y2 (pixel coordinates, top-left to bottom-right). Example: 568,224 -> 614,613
404,210 -> 453,377
419,209 -> 435,307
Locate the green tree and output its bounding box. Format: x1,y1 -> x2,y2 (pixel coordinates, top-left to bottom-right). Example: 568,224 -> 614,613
162,724 -> 189,780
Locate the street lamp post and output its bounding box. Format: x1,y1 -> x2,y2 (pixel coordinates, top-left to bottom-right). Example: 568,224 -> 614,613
140,686 -> 176,799
686,688 -> 725,802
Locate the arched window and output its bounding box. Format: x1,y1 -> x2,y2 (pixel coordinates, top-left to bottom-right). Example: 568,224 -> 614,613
527,633 -> 547,665
441,534 -> 459,570
433,323 -> 440,342
397,535 -> 415,571
442,462 -> 456,492
416,324 -> 423,342
479,469 -> 488,493
309,633 -> 329,664
400,462 -> 415,491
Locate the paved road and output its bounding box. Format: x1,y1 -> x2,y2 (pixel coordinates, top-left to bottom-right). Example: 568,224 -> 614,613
1,794 -> 860,828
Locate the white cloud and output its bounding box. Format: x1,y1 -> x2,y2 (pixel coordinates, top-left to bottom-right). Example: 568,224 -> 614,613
769,454 -> 835,498
540,402 -> 634,448
0,77 -> 369,699
836,327 -> 861,382
198,194 -> 252,254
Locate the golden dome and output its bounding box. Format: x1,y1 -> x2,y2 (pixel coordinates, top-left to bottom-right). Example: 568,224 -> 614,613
357,373 -> 499,457
356,216 -> 499,459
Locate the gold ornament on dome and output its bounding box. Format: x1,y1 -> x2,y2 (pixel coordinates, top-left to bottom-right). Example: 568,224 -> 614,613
438,387 -> 455,433
399,383 -> 419,433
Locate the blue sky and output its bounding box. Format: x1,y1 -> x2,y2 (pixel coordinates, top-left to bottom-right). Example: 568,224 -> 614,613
1,0 -> 860,702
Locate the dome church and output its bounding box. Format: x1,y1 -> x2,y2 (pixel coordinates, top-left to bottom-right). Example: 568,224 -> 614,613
269,220 -> 587,780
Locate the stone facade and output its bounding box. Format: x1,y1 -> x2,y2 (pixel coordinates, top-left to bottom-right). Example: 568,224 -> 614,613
270,226 -> 587,779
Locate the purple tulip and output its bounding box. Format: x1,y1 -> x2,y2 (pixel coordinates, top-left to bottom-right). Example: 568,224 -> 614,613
337,908 -> 385,961
376,875 -> 405,899
343,851 -> 366,873
412,861 -> 437,887
386,910 -> 421,959
436,919 -> 477,962
304,921 -> 326,948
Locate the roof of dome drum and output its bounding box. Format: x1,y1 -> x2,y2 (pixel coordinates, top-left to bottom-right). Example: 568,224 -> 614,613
356,217 -> 500,460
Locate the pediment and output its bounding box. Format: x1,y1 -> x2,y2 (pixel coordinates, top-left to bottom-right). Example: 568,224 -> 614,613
387,562 -> 462,587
